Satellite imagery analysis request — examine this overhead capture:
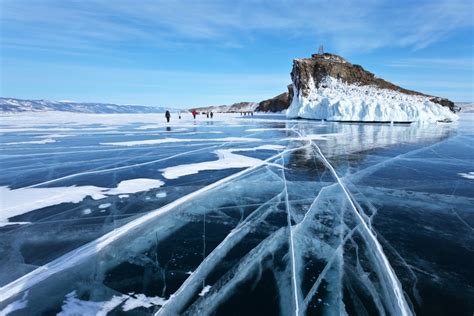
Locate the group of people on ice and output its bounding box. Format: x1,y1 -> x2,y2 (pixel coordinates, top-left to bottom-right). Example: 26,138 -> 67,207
164,110 -> 214,122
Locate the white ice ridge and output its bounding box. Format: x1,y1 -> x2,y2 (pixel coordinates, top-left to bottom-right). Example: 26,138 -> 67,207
160,144 -> 285,179
0,178 -> 164,224
287,76 -> 458,123
0,147 -> 294,304
311,142 -> 413,316
100,137 -> 260,147
0,291 -> 28,315
280,156 -> 301,315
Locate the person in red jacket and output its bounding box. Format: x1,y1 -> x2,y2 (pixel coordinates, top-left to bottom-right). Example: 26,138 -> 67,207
192,110 -> 197,119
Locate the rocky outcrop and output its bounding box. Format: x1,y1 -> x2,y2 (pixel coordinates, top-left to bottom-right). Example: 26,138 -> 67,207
287,53 -> 458,122
291,53 -> 456,112
255,85 -> 294,112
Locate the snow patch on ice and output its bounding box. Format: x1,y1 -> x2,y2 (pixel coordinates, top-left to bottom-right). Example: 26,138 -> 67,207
0,178 -> 165,224
458,172 -> 474,180
121,293 -> 167,311
101,137 -> 260,147
287,76 -> 458,123
98,203 -> 111,209
198,285 -> 212,297
57,291 -> 126,316
160,145 -> 284,179
106,179 -> 164,195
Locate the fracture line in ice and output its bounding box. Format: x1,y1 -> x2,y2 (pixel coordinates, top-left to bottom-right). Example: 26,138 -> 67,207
25,144 -> 224,188
301,218 -> 364,309
0,291 -> 28,315
311,141 -> 413,316
181,228 -> 288,315
157,193 -> 283,315
340,136 -> 454,184
0,148 -> 295,304
280,156 -> 301,316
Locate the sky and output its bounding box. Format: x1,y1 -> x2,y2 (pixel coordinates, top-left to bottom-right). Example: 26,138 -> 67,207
1,0 -> 473,108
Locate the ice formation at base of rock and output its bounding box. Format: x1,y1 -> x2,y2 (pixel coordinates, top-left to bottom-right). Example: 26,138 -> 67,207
287,77 -> 458,123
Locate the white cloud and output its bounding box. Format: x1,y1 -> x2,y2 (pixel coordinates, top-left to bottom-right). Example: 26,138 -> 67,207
2,0 -> 472,53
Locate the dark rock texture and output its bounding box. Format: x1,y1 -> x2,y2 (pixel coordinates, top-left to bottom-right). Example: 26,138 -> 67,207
256,85 -> 294,113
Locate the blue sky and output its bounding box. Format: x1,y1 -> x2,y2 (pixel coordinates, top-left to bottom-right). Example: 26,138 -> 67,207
1,0 -> 473,108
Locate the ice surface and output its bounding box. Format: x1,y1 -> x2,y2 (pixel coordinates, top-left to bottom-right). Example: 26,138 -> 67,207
0,112 -> 472,315
287,77 -> 458,122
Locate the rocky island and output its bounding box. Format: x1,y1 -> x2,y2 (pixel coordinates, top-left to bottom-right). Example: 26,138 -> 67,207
283,53 -> 458,122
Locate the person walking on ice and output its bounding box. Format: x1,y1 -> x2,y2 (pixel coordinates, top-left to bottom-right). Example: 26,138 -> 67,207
165,110 -> 171,123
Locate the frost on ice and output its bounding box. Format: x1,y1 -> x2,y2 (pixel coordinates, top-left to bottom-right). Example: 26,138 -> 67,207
287,77 -> 458,123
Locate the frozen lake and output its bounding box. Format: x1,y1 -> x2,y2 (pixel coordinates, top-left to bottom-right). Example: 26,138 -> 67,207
0,112 -> 473,315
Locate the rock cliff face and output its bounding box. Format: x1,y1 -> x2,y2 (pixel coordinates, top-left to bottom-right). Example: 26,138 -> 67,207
256,85 -> 294,112
287,53 -> 458,122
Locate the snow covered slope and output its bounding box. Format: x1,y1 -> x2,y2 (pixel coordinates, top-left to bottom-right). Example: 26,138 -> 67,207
286,53 -> 458,123
0,98 -> 175,113
287,77 -> 458,122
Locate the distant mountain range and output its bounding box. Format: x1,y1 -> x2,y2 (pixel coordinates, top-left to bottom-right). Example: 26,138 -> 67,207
457,102 -> 474,113
190,102 -> 258,113
0,97 -> 178,113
